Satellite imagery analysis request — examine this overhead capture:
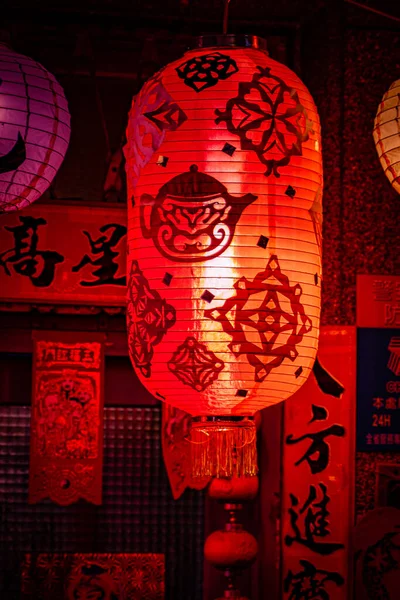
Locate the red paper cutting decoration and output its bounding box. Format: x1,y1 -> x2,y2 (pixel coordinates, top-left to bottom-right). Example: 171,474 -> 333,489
125,35 -> 323,478
0,44 -> 70,213
29,333 -> 104,505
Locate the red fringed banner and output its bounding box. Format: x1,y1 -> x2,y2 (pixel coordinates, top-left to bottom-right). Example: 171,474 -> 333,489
162,403 -> 210,499
29,332 -> 105,505
21,553 -> 164,599
282,327 -> 356,599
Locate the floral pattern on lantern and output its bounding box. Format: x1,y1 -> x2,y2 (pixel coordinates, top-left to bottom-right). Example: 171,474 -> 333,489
373,78 -> 400,194
125,37 -> 323,477
0,44 -> 70,213
168,336 -> 225,392
176,52 -> 239,92
204,255 -> 312,384
215,66 -> 312,177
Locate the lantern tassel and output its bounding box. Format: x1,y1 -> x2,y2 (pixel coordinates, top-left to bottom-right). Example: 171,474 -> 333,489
189,417 -> 257,479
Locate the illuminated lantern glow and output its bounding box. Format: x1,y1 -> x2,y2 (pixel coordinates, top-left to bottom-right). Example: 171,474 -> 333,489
374,78 -> 400,194
125,35 -> 323,477
0,44 -> 70,213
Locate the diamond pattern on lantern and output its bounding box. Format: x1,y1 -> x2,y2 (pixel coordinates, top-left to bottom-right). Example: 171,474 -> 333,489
215,66 -> 312,177
127,260 -> 176,378
168,336 -> 224,392
176,52 -> 239,92
285,185 -> 296,198
205,255 -> 312,382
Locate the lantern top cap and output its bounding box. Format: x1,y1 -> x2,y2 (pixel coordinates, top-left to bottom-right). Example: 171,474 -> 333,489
192,34 -> 268,52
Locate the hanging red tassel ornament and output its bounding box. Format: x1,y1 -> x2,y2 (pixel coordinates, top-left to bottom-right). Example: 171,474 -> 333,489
125,35 -> 323,478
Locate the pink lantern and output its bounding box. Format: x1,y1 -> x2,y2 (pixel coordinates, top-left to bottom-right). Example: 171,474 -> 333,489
0,44 -> 70,213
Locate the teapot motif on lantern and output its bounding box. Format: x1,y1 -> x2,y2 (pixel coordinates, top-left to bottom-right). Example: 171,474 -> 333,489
140,164 -> 257,262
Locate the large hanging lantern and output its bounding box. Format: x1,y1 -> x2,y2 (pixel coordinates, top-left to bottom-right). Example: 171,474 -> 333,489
373,78 -> 400,195
125,35 -> 323,478
0,44 -> 70,213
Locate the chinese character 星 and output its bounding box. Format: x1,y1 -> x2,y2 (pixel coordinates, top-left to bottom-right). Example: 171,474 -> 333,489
72,223 -> 127,286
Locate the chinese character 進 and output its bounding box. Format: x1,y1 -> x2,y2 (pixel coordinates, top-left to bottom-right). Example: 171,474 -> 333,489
0,216 -> 64,287
284,559 -> 344,599
285,483 -> 345,555
72,223 -> 126,286
286,424 -> 345,474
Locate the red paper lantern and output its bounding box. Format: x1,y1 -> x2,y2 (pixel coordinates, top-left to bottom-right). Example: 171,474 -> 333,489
0,44 -> 70,213
125,35 -> 322,477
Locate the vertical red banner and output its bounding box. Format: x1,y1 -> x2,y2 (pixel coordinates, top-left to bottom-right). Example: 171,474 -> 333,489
282,327 -> 356,599
29,332 -> 105,505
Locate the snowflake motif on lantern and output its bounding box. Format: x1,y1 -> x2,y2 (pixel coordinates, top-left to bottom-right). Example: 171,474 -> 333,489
127,260 -> 176,378
205,255 -> 312,382
124,75 -> 187,185
215,66 -> 312,177
168,336 -> 224,391
176,52 -> 239,92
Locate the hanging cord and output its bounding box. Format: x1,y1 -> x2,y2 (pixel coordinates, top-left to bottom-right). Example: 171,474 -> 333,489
345,0 -> 400,25
223,0 -> 232,35
73,30 -> 111,158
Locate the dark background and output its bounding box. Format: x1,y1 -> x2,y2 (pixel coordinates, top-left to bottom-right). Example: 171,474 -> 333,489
1,1 -> 400,598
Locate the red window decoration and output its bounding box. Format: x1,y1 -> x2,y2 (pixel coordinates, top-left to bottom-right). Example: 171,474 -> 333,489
29,333 -> 105,505
125,35 -> 323,478
0,44 -> 70,213
21,553 -> 165,600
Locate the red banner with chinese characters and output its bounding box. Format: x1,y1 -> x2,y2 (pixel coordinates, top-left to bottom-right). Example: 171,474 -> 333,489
21,553 -> 164,600
0,202 -> 126,307
282,327 -> 356,599
29,332 -> 105,505
162,403 -> 210,499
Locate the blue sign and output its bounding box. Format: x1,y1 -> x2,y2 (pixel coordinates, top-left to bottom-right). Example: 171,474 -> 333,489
357,328 -> 400,451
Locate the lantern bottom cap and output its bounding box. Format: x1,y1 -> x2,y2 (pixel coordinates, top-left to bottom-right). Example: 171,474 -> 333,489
189,416 -> 257,479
